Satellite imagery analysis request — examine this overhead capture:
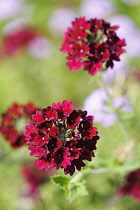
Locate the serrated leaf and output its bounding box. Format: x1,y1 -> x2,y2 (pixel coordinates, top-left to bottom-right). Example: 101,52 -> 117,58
51,174 -> 70,189
65,181 -> 88,202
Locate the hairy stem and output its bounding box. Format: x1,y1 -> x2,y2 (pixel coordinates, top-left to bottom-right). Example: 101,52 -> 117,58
99,76 -> 133,141
91,168 -> 111,173
70,172 -> 83,183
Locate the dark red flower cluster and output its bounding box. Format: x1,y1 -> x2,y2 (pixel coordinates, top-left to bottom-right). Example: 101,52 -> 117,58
118,168 -> 140,202
22,164 -> 55,196
61,17 -> 126,76
24,100 -> 99,175
2,27 -> 37,56
0,102 -> 37,149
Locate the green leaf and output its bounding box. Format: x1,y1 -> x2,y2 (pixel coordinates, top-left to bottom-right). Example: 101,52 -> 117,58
51,174 -> 70,189
65,181 -> 88,202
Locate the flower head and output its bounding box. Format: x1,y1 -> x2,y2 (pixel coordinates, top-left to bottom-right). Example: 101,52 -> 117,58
61,17 -> 126,76
24,100 -> 99,175
2,27 -> 37,56
0,102 -> 37,149
118,168 -> 140,202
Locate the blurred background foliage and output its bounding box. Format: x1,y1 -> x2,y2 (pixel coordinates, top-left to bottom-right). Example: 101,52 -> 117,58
0,0 -> 140,209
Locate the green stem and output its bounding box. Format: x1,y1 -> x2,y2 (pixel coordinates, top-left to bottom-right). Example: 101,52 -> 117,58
70,172 -> 83,183
99,76 -> 133,141
39,191 -> 47,210
91,168 -> 111,173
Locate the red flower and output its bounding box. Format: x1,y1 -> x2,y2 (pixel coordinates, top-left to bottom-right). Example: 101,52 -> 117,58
21,164 -> 55,196
118,168 -> 140,202
72,17 -> 90,30
83,61 -> 102,76
61,17 -> 126,76
0,102 -> 37,149
24,100 -> 99,175
66,59 -> 83,71
2,27 -> 37,56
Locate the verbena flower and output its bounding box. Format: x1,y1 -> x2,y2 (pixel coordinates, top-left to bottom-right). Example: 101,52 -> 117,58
2,26 -> 37,55
21,164 -> 55,196
61,17 -> 126,76
1,21 -> 55,59
0,102 -> 37,149
118,168 -> 140,202
24,100 -> 99,176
